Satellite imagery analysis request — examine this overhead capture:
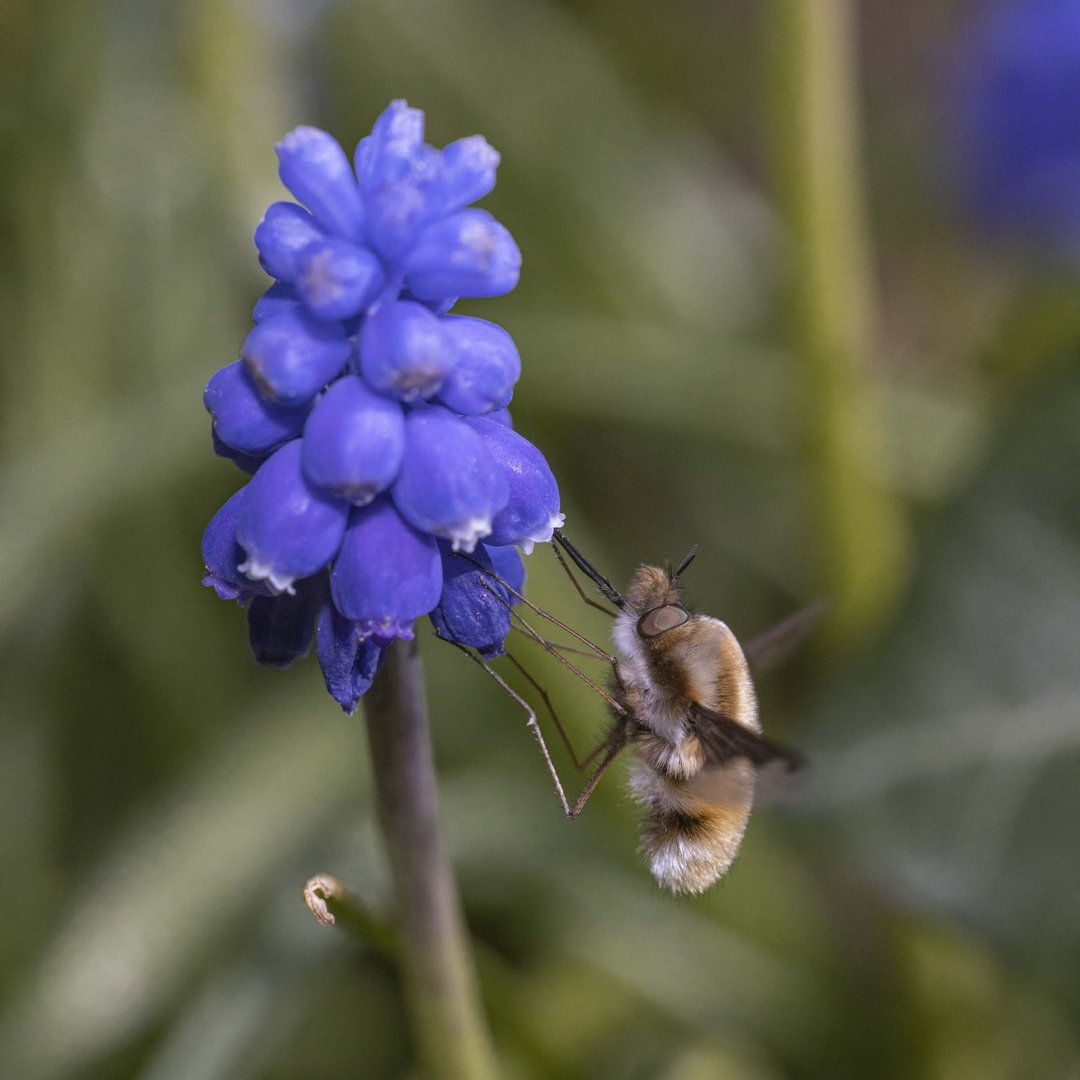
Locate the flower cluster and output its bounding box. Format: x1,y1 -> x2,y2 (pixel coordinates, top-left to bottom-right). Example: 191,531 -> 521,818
201,101 -> 562,712
951,0 -> 1080,259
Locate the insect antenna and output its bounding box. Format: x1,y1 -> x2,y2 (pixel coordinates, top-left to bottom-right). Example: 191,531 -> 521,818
441,636 -> 629,818
673,545 -> 699,580
551,530 -> 625,609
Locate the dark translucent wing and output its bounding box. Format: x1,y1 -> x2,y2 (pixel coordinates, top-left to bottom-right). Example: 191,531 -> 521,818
741,601 -> 827,676
689,704 -> 804,772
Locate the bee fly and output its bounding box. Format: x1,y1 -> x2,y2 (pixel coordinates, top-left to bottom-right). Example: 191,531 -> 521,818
454,530 -> 809,895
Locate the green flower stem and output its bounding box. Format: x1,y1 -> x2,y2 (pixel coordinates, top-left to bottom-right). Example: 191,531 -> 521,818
766,0 -> 910,642
363,638 -> 499,1080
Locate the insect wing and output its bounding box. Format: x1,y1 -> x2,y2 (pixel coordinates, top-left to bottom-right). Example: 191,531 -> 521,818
689,703 -> 803,772
741,602 -> 827,676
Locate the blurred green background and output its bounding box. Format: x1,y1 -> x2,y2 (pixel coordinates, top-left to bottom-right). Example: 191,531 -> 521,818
2,1 -> 1078,1077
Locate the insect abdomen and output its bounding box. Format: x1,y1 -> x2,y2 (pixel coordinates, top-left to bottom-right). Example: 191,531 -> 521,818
629,756 -> 755,894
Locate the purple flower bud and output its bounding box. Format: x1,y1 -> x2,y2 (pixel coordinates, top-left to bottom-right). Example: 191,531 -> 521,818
466,417 -> 563,552
330,497 -> 443,642
276,127 -> 364,241
435,316 -> 520,415
241,308 -> 351,406
294,238 -> 386,322
212,428 -> 268,474
247,573 -> 323,667
235,440 -> 349,594
201,488 -> 272,602
365,148 -> 443,259
302,375 -> 405,504
353,103 -> 445,259
316,599 -> 386,713
253,202 -> 324,282
430,542 -> 511,659
355,100 -> 426,190
488,408 -> 513,428
359,300 -> 457,401
392,405 -> 508,552
204,360 -> 309,455
252,281 -> 302,324
437,136 -> 499,215
402,209 -> 521,300
484,542 -> 525,600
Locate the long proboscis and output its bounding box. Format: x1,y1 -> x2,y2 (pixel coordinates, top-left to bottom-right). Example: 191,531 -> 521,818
552,530 -> 625,609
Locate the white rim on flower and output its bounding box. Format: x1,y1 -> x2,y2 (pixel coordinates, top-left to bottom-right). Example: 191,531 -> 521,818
237,556 -> 297,596
447,514 -> 494,553
517,511 -> 565,555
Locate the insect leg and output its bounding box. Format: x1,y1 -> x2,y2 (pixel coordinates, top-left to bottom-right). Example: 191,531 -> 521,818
508,624 -> 601,662
502,651 -> 590,771
443,639 -> 619,818
454,551 -> 625,684
504,641 -> 620,770
569,726 -> 630,817
482,583 -> 627,715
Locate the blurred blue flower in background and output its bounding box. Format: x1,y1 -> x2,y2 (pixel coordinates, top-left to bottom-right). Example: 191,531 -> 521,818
202,101 -> 559,712
952,0 -> 1080,258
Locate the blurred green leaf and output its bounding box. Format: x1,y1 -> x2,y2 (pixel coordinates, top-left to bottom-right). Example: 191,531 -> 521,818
802,367 -> 1080,1008
0,694 -> 370,1080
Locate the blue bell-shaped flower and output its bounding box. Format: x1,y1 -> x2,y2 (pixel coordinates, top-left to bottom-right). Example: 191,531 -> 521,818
247,573 -> 323,667
402,209 -> 521,300
204,360 -> 309,456
359,299 -> 457,401
241,307 -> 351,406
301,375 -> 406,504
485,542 -> 526,600
436,316 -> 520,415
429,542 -> 511,659
235,439 -> 349,594
316,598 -> 387,714
294,238 -> 386,322
330,495 -> 443,641
391,405 -> 508,552
253,202 -> 325,282
466,416 -> 563,552
202,487 -> 272,602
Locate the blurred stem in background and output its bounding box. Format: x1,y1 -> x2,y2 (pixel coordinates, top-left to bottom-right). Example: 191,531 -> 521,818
766,0 -> 910,645
364,640 -> 499,1080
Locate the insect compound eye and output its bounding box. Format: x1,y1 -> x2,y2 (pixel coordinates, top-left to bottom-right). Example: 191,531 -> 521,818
636,604 -> 689,639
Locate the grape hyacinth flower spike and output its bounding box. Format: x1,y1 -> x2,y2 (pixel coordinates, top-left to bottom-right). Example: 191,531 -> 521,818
201,100 -> 562,712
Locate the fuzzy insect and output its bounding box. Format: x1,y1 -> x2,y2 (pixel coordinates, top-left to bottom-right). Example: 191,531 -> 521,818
451,531 -> 806,895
